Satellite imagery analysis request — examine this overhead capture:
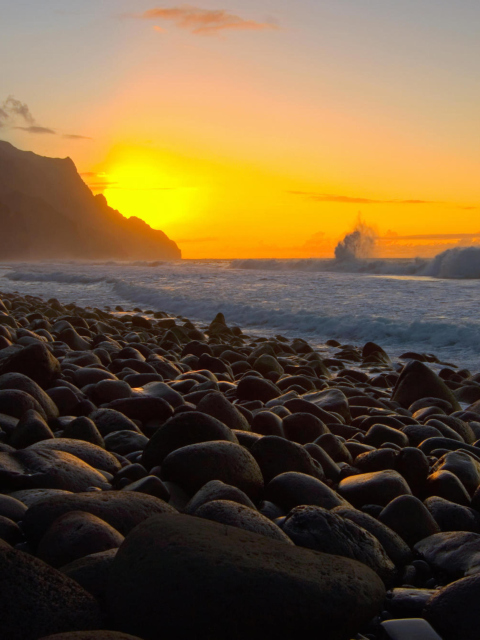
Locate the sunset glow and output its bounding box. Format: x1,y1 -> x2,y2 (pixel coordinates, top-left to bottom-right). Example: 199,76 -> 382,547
2,0 -> 479,258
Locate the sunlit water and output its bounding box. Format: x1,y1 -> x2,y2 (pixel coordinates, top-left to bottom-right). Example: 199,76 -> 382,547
1,258 -> 479,371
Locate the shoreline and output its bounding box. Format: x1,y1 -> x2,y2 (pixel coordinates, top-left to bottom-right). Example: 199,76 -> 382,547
1,289 -> 480,638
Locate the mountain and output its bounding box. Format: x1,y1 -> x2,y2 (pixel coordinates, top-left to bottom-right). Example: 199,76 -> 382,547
0,141 -> 181,260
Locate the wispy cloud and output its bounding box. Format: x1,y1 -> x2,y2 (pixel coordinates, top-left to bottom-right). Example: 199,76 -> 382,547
135,5 -> 279,35
63,134 -> 93,140
14,125 -> 56,135
0,95 -> 90,139
288,191 -> 436,205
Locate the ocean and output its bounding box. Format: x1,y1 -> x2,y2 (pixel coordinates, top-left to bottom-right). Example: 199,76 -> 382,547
1,247 -> 480,371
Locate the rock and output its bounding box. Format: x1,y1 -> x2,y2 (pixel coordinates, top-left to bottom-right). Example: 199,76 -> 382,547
401,424 -> 443,446
63,416 -> 105,447
315,433 -> 353,464
74,368 -> 116,387
392,360 -> 460,411
0,515 -> 22,544
104,397 -> 173,426
265,471 -> 347,512
425,496 -> 480,533
8,488 -> 73,507
379,495 -> 440,547
185,479 -> 256,515
28,439 -> 121,475
39,632 -> 143,640
0,539 -> 102,640
142,411 -> 238,469
161,441 -> 264,501
425,470 -> 471,505
395,447 -> 430,494
355,448 -> 398,473
135,381 -> 184,408
93,380 -> 133,404
0,389 -> 48,419
333,506 -> 412,567
195,499 -> 292,544
10,409 -> 55,448
89,409 -> 141,436
431,451 -> 480,495
0,372 -> 59,419
250,411 -> 284,436
253,354 -> 284,376
106,514 -> 385,640
384,587 -> 437,619
364,424 -> 409,448
415,531 -> 480,581
0,493 -> 27,521
381,618 -> 442,640
303,388 -> 351,421
37,510 -> 124,568
196,391 -> 250,431
250,435 -> 324,484
22,490 -> 177,547
0,448 -> 110,493
0,342 -> 61,389
60,548 -> 118,602
338,470 -> 412,508
236,376 -> 280,402
282,412 -> 329,444
281,505 -> 396,583
104,431 -> 148,455
304,443 -> 341,482
425,573 -> 480,640
121,476 -> 170,502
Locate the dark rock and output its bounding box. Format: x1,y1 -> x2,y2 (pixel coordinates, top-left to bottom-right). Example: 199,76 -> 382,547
104,397 -> 173,425
59,548 -> 117,604
282,505 -> 396,583
364,424 -> 409,448
195,499 -> 292,544
0,372 -> 59,419
89,409 -> 141,436
22,490 -> 177,547
185,479 -> 256,515
282,412 -> 329,444
304,443 -> 341,482
0,448 -> 110,493
0,515 -> 22,544
29,439 -> 121,475
236,376 -> 280,402
338,470 -> 412,508
196,392 -> 250,431
37,510 -> 124,568
432,451 -> 480,495
415,531 -> 480,581
333,506 -> 412,567
425,470 -> 471,505
265,471 -> 348,511
392,360 -> 460,410
355,448 -> 398,473
379,495 -> 440,547
315,433 -> 353,464
104,431 -> 148,456
250,435 -> 324,484
251,410 -> 284,436
121,475 -> 170,502
0,493 -> 27,521
0,389 -> 48,419
425,496 -> 480,533
63,416 -> 105,447
0,342 -> 61,389
39,632 -> 142,640
10,409 -> 55,448
106,514 -> 385,640
425,573 -> 480,640
395,447 -> 430,494
0,539 -> 102,640
142,411 -> 238,469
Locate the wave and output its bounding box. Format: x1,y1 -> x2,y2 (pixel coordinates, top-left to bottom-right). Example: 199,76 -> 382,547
111,280 -> 480,355
3,271 -> 113,285
232,246 -> 480,279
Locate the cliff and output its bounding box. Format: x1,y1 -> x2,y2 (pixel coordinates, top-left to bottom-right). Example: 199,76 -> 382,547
0,141 -> 181,260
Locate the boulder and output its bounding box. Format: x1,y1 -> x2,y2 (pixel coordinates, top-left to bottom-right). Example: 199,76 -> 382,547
338,470 -> 412,508
392,361 -> 460,411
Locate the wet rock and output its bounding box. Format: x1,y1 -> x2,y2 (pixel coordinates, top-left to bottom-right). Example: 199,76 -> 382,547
431,451 -> 480,495
338,470 -> 412,508
425,470 -> 471,505
59,548 -> 118,603
282,505 -> 396,583
251,410 -> 284,436
106,513 -> 385,640
10,409 -> 55,448
29,439 -> 121,475
104,431 -> 149,456
282,412 -> 329,444
63,416 -> 105,447
425,573 -> 480,640
196,391 -> 250,431
0,342 -> 61,389
364,424 -> 409,448
0,493 -> 27,521
425,496 -> 480,533
89,409 -> 142,436
415,531 -> 480,581
121,475 -> 170,501
236,376 -> 280,402
104,397 -> 173,426
265,471 -> 347,511
381,618 -> 442,640
0,372 -> 59,419
0,389 -> 48,420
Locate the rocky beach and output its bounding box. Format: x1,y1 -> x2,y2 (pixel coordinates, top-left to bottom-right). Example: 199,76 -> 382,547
1,290 -> 480,639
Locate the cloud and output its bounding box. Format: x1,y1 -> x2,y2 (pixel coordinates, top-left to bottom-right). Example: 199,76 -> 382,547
136,5 -> 279,35
288,191 -> 436,205
14,125 -> 56,135
2,96 -> 34,124
379,232 -> 480,241
63,134 -> 93,140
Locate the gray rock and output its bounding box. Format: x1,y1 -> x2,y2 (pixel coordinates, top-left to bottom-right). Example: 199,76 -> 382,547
338,470 -> 412,508
415,531 -> 480,581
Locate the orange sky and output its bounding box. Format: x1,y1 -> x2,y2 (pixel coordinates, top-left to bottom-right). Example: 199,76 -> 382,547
2,1 -> 480,258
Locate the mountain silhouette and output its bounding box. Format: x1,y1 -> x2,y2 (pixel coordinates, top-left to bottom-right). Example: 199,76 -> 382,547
0,140 -> 181,260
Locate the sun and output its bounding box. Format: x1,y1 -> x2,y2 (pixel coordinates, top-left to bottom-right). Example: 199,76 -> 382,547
98,146 -> 202,231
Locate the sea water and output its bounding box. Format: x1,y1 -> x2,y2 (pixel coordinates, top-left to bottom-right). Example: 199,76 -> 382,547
1,249 -> 480,371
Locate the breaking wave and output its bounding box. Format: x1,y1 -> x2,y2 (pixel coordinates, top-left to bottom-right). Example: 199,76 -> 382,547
3,271 -> 113,285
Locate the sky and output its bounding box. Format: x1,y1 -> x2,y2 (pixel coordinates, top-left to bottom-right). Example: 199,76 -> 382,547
1,0 -> 480,259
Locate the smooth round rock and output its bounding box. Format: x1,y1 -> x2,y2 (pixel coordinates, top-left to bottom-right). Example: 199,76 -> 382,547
196,392 -> 250,431
425,574 -> 480,640
185,479 -> 256,515
265,471 -> 347,512
338,470 -> 412,508
250,435 -> 323,484
282,412 -> 329,444
106,514 -> 385,640
28,439 -> 121,475
379,495 -> 440,547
